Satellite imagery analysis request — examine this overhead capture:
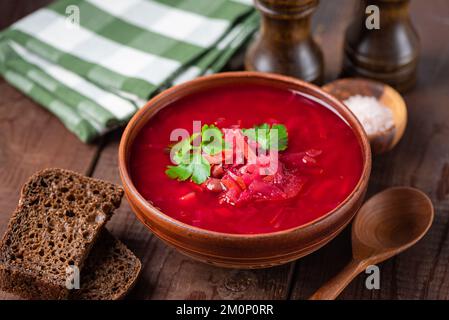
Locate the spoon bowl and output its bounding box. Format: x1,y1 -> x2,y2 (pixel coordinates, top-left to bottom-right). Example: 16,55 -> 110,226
352,187 -> 434,263
310,187 -> 434,300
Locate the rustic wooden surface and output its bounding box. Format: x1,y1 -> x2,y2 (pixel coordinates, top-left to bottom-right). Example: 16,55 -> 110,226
1,0 -> 449,300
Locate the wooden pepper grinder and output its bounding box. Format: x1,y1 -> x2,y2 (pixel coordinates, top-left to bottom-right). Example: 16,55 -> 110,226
343,0 -> 419,92
245,0 -> 324,85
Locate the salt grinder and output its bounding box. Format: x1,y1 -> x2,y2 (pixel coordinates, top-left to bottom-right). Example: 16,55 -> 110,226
245,0 -> 324,85
343,0 -> 420,92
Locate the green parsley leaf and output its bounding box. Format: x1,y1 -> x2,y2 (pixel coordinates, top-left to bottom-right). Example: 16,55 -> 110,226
243,123 -> 288,151
170,137 -> 193,164
190,152 -> 211,184
165,152 -> 210,184
166,125 -> 217,184
201,124 -> 224,155
165,163 -> 192,181
272,124 -> 288,151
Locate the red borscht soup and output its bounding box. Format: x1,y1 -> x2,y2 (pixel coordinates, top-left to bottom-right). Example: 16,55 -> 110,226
130,84 -> 363,234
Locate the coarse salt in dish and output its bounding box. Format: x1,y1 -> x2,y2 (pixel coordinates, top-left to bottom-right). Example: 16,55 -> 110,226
343,95 -> 394,137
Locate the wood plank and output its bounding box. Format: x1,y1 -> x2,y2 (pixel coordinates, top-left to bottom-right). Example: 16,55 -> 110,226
92,131 -> 292,300
0,82 -> 100,229
290,0 -> 449,299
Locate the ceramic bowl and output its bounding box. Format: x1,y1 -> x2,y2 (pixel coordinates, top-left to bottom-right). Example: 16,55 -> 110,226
119,72 -> 371,269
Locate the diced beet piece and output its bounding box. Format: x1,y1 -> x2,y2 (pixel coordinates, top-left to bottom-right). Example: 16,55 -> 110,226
247,179 -> 285,201
219,187 -> 240,206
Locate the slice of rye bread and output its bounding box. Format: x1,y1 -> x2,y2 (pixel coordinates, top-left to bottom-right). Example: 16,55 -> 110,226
71,230 -> 141,300
0,168 -> 124,299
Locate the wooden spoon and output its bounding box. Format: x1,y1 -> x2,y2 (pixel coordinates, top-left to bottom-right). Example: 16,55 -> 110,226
309,187 -> 434,300
322,78 -> 407,155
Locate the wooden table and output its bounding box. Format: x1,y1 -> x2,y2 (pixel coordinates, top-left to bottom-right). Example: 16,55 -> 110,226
1,0 -> 449,300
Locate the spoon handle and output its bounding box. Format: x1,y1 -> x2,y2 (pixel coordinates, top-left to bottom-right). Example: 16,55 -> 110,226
309,259 -> 365,300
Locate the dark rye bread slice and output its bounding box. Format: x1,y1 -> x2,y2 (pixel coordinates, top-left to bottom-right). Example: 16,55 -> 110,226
0,168 -> 123,299
71,230 -> 141,300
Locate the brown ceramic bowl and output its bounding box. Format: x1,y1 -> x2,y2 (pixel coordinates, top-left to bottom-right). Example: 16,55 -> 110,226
119,72 -> 372,269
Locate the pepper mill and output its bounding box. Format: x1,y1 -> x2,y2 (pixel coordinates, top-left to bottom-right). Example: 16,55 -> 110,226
245,0 -> 324,85
343,0 -> 419,92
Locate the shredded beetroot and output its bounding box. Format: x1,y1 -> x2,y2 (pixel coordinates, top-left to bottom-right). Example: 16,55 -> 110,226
216,161 -> 305,206
199,127 -> 323,206
202,147 -> 319,206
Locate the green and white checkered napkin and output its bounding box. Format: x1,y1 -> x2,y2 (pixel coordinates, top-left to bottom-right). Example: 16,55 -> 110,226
0,0 -> 258,142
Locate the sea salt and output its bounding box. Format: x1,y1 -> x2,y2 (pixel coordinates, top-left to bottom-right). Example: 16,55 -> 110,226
343,95 -> 394,136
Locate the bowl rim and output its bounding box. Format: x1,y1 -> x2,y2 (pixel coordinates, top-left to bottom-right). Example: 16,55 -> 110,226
119,71 -> 372,239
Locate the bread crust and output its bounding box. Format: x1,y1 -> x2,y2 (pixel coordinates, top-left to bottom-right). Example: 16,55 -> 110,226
71,230 -> 142,300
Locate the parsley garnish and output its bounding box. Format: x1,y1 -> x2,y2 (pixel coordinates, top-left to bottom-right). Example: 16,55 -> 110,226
243,123 -> 288,151
166,151 -> 210,184
165,125 -> 224,184
201,124 -> 224,155
165,123 -> 288,184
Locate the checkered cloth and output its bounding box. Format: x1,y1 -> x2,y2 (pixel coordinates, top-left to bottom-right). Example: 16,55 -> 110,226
0,0 -> 258,142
